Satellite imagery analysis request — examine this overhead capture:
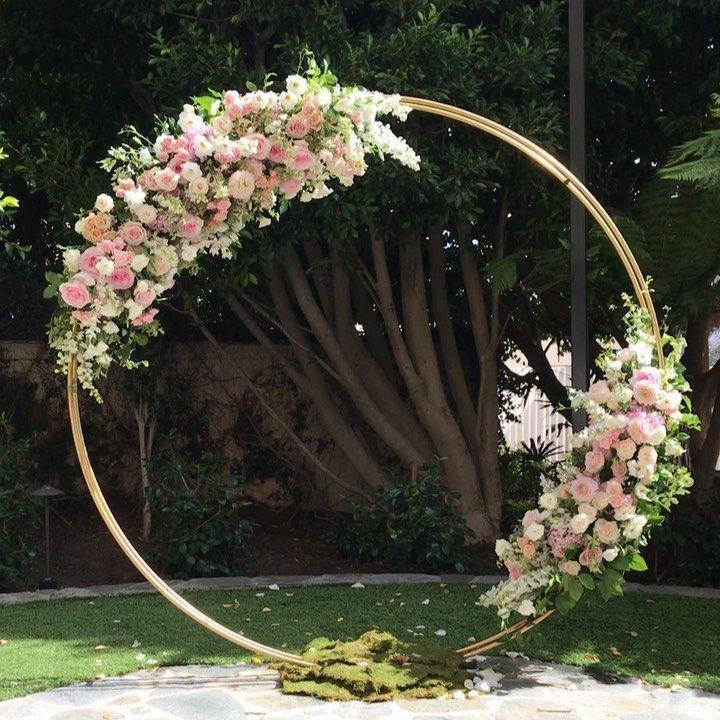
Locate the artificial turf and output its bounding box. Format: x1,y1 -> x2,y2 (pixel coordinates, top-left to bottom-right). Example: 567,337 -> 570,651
0,582 -> 717,700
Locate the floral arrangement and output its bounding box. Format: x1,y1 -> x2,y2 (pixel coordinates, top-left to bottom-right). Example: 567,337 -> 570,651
481,302 -> 698,621
47,61 -> 420,399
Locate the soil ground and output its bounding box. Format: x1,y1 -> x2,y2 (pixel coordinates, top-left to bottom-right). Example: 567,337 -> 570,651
17,494 -> 420,590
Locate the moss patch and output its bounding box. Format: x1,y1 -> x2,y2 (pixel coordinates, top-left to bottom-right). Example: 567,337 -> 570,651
276,630 -> 465,701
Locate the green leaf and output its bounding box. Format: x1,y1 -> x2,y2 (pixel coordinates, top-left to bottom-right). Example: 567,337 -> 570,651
629,554 -> 648,572
579,573 -> 595,590
43,285 -> 58,299
554,591 -> 577,615
563,574 -> 584,602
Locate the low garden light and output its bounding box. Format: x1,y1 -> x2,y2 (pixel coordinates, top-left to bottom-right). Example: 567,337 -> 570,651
27,484 -> 65,590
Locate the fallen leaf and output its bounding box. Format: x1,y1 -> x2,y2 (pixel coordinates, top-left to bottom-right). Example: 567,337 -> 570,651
337,617 -> 344,622
250,656 -> 263,665
609,646 -> 622,657
669,684 -> 683,692
131,640 -> 142,648
285,593 -> 294,597
112,620 -> 121,624
399,601 -> 406,607
255,592 -> 265,597
375,602 -> 383,606
439,583 -> 447,588
270,623 -> 280,627
222,603 -> 234,608
351,582 -> 365,589
261,607 -> 272,613
0,639 -> 7,646
267,584 -> 280,591
585,652 -> 600,663
626,630 -> 638,637
94,645 -> 108,651
435,629 -> 447,637
421,598 -> 430,605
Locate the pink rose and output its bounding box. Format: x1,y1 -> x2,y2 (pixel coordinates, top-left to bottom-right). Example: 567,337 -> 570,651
72,310 -> 95,325
59,281 -> 91,309
131,308 -> 159,326
584,450 -> 605,475
595,519 -> 620,544
633,380 -> 659,406
522,509 -> 542,527
108,266 -> 135,290
279,177 -> 303,198
579,546 -> 603,568
134,282 -> 156,308
288,146 -> 316,171
155,167 -> 179,192
269,143 -> 286,163
228,170 -> 255,201
631,367 -> 661,387
71,271 -> 96,287
178,215 -> 203,237
286,114 -> 309,138
247,133 -> 270,160
79,247 -> 106,277
571,475 -> 599,504
119,222 -> 147,246
588,380 -> 612,404
611,460 -> 627,478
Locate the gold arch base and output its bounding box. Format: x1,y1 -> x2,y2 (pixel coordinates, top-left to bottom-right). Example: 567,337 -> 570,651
67,96 -> 663,667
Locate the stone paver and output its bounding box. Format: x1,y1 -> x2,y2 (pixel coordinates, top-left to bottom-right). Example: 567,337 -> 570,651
2,574 -> 719,606
0,657 -> 717,720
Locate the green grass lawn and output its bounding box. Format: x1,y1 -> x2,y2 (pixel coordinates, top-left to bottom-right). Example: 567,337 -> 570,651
0,582 -> 718,700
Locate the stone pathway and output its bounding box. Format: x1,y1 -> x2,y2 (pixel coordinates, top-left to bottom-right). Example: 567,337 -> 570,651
0,657 -> 718,720
3,573 -> 719,606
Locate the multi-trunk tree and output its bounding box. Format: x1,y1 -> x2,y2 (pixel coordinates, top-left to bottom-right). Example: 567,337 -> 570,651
1,0 -> 719,536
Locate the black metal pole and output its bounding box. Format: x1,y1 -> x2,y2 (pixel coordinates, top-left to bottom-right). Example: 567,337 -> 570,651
44,497 -> 51,579
569,0 -> 588,431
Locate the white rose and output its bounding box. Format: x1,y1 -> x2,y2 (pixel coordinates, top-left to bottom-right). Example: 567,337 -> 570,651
647,425 -> 667,446
193,135 -> 213,159
637,446 -> 658,466
124,298 -> 143,320
181,162 -> 203,181
623,515 -> 647,540
588,380 -> 612,404
607,360 -> 622,373
63,248 -> 81,273
524,522 -> 545,541
592,491 -> 611,509
96,257 -> 114,276
94,193 -> 114,213
495,539 -> 511,557
614,504 -> 636,521
74,217 -> 87,235
180,244 -> 199,262
616,439 -> 637,461
578,502 -> 597,518
135,204 -> 157,225
617,347 -> 634,363
602,547 -> 619,562
286,74 -> 307,96
257,216 -> 272,228
539,492 -> 557,510
188,177 -> 209,197
102,321 -> 119,334
517,600 -> 535,617
317,87 -> 332,106
570,513 -> 592,534
211,115 -> 232,135
178,105 -> 203,132
131,254 -> 149,272
634,483 -> 650,500
279,91 -> 297,110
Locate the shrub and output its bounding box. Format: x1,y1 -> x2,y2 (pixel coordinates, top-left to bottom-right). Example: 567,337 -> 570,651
0,414 -> 40,587
333,463 -> 473,572
500,439 -> 559,532
147,432 -> 254,578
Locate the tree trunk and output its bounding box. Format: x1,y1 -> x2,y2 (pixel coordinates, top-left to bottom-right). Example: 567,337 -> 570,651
134,399 -> 155,542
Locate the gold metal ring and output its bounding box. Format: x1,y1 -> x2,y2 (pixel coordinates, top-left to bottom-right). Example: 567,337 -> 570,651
67,97 -> 662,666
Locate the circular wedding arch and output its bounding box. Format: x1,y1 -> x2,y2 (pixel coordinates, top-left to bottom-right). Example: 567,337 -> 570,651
66,96 -> 664,667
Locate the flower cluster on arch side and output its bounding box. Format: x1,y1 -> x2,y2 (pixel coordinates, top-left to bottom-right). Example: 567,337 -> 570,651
47,69 -> 420,400
480,304 -> 698,622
